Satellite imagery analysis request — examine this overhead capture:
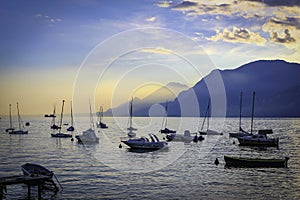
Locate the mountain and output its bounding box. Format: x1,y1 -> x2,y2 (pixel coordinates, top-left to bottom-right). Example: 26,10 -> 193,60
105,82 -> 188,116
167,60 -> 300,117
106,60 -> 300,117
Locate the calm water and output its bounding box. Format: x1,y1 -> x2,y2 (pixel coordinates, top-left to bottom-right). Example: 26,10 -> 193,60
0,116 -> 300,199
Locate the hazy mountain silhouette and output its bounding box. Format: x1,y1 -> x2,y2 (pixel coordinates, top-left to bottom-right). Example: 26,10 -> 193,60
168,60 -> 300,117
106,60 -> 300,117
105,82 -> 188,116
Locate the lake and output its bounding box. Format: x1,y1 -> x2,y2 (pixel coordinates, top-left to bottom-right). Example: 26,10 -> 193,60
0,116 -> 299,199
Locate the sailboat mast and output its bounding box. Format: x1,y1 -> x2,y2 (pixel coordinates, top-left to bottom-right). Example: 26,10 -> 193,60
9,104 -> 12,129
16,102 -> 21,130
59,100 -> 65,133
165,101 -> 168,128
129,98 -> 133,128
70,101 -> 73,126
89,100 -> 95,130
239,92 -> 243,130
207,99 -> 210,131
250,92 -> 255,134
100,106 -> 103,123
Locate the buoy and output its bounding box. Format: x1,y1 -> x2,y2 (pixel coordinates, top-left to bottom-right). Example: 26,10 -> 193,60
214,158 -> 219,166
119,144 -> 122,148
25,122 -> 30,126
71,138 -> 74,142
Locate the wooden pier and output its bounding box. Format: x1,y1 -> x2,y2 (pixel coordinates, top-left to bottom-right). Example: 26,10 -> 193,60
0,174 -> 56,199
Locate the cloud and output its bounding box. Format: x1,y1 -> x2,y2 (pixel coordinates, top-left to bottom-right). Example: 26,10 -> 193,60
156,1 -> 173,8
139,48 -> 173,55
146,17 -> 156,22
173,1 -> 198,9
35,13 -> 62,24
270,29 -> 296,43
243,0 -> 300,7
207,27 -> 266,46
263,17 -> 299,46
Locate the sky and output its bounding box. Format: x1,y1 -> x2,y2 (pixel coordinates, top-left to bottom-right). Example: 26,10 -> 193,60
0,0 -> 299,115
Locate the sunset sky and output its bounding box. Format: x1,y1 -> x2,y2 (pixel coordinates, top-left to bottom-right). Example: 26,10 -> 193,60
1,0 -> 299,115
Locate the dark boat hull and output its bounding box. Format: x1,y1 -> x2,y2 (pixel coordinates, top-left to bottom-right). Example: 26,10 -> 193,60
238,137 -> 278,147
160,128 -> 176,134
51,133 -> 72,138
9,130 -> 28,134
224,156 -> 288,168
21,163 -> 53,178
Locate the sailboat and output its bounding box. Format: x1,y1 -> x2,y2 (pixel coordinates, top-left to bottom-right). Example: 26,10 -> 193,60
51,100 -> 72,138
75,101 -> 99,143
50,105 -> 60,130
67,101 -> 75,131
96,105 -> 108,129
229,92 -> 251,138
237,92 -> 279,147
127,97 -> 137,137
9,103 -> 28,134
160,101 -> 176,134
199,99 -> 222,135
5,104 -> 14,132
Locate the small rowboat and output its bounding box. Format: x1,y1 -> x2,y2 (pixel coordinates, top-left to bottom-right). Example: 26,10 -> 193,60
21,163 -> 53,178
224,156 -> 289,168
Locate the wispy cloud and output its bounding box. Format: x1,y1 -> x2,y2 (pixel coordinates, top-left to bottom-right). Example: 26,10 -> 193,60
146,16 -> 156,22
139,48 -> 173,55
35,13 -> 62,24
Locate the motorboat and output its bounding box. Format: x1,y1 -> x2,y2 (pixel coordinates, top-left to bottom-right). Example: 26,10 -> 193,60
122,134 -> 168,150
166,130 -> 200,142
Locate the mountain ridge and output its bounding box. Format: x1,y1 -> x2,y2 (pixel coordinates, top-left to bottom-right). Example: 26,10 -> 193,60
105,60 -> 300,117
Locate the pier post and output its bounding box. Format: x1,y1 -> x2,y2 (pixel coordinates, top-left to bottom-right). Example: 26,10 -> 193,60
38,184 -> 42,199
0,185 -> 3,200
27,184 -> 31,199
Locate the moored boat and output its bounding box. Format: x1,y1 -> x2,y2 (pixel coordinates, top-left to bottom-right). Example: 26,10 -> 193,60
122,134 -> 168,150
8,103 -> 28,134
21,163 -> 54,178
51,100 -> 72,138
160,101 -> 176,134
127,97 -> 137,137
75,128 -> 99,143
75,101 -> 99,144
199,99 -> 222,135
237,92 -> 278,147
224,155 -> 289,168
96,105 -> 108,129
166,130 -> 201,142
237,133 -> 279,147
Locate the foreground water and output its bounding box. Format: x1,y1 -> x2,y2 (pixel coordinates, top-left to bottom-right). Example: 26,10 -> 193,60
0,116 -> 300,199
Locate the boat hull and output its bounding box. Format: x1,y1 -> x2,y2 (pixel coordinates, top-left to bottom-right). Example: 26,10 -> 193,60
224,156 -> 288,168
51,133 -> 72,138
21,163 -> 53,178
122,141 -> 167,150
160,128 -> 176,134
238,137 -> 278,147
9,130 -> 28,134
